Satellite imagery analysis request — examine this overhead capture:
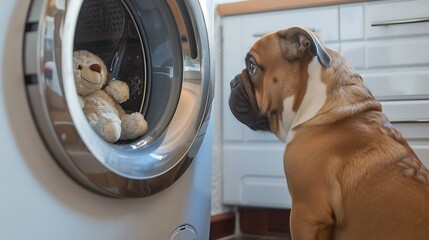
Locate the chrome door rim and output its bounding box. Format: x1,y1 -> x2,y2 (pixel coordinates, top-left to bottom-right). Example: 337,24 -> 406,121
24,0 -> 212,197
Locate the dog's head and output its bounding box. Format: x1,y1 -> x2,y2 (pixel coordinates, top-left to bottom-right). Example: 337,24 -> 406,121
229,27 -> 331,136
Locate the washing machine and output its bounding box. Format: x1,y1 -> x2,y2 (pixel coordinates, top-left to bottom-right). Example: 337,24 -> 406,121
0,0 -> 213,239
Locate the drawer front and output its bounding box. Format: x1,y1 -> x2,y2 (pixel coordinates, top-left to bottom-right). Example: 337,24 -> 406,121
341,37 -> 429,69
222,144 -> 292,208
366,0 -> 429,39
366,38 -> 429,68
341,1 -> 429,103
363,70 -> 429,100
381,100 -> 429,122
243,6 -> 339,43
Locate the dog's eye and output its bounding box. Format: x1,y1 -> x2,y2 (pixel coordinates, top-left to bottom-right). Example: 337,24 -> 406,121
248,61 -> 257,75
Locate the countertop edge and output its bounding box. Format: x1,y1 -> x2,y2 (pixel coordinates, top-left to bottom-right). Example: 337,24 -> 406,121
217,0 -> 365,16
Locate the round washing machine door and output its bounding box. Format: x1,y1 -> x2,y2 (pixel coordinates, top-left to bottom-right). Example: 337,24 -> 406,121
23,0 -> 212,198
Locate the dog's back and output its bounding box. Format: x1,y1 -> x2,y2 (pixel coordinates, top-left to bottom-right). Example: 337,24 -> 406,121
287,50 -> 429,240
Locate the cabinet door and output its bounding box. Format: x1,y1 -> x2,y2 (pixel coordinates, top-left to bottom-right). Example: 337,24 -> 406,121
222,143 -> 292,208
365,0 -> 429,39
243,6 -> 339,43
340,1 -> 429,101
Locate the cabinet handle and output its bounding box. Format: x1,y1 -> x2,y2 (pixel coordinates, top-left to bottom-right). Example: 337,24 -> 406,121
389,119 -> 429,124
253,32 -> 270,38
371,17 -> 429,27
252,28 -> 317,38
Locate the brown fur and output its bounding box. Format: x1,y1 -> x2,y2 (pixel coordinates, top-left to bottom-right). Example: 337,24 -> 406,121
248,33 -> 314,134
246,29 -> 429,240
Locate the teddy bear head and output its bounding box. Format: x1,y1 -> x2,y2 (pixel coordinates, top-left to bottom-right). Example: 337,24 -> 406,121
73,50 -> 108,96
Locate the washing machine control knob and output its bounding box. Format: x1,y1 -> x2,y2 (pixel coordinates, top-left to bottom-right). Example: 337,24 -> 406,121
170,224 -> 197,240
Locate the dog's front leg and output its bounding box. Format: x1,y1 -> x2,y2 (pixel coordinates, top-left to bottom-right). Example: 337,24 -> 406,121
290,204 -> 333,240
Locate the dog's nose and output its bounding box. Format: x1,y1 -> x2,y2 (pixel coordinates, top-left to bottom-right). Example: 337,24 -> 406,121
230,76 -> 240,89
230,80 -> 237,89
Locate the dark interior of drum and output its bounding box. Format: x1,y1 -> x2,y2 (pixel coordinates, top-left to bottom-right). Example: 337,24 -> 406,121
73,0 -> 148,144
73,0 -> 183,146
74,0 -> 147,113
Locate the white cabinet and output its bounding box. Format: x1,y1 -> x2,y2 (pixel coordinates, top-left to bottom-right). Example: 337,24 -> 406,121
221,0 -> 429,209
365,0 -> 429,39
222,144 -> 290,208
340,5 -> 364,41
242,6 -> 339,42
340,0 -> 429,101
339,1 -> 429,171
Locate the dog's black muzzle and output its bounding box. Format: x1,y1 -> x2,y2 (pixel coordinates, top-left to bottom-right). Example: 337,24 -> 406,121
228,70 -> 270,131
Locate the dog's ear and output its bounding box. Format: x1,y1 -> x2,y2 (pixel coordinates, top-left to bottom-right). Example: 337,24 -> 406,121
278,27 -> 331,68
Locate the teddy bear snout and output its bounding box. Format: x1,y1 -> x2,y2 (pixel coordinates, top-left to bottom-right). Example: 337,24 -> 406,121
89,64 -> 102,73
81,66 -> 103,86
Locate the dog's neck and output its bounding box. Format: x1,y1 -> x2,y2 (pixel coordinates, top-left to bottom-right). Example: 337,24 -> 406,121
276,57 -> 327,143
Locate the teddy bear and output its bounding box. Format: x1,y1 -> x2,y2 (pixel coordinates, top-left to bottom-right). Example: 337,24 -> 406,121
73,50 -> 148,143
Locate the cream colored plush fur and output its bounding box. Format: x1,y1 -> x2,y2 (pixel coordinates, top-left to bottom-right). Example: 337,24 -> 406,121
73,50 -> 147,143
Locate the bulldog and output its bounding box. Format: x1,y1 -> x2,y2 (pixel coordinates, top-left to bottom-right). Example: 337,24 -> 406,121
229,26 -> 429,240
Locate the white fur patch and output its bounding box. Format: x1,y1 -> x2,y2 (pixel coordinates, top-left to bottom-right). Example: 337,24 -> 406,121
276,96 -> 295,142
277,57 -> 327,145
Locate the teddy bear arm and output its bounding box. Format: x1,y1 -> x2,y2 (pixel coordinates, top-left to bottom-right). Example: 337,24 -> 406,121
105,79 -> 130,104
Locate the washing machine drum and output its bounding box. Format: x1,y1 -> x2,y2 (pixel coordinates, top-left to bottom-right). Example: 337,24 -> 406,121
24,0 -> 212,197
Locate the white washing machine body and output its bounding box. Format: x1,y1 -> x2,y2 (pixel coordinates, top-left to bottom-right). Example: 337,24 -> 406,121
0,0 -> 213,239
